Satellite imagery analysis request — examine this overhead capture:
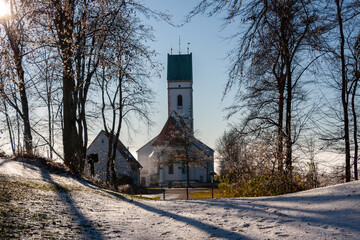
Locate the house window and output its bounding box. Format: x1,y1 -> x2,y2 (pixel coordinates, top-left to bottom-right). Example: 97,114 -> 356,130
177,95 -> 183,107
169,164 -> 174,174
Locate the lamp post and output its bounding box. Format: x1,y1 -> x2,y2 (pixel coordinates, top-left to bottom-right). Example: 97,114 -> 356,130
208,171 -> 217,199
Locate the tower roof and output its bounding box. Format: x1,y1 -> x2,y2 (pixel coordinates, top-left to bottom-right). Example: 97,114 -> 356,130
167,53 -> 192,81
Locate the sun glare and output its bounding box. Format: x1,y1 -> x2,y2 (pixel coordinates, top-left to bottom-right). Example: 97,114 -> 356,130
0,0 -> 10,18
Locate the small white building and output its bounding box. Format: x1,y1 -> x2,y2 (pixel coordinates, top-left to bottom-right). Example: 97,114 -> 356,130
137,52 -> 214,187
86,130 -> 142,185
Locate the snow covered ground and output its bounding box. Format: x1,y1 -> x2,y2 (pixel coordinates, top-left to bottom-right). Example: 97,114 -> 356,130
1,157 -> 359,239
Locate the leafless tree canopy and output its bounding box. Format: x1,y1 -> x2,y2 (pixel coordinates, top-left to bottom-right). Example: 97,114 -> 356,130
190,0 -> 360,184
0,0 -> 169,176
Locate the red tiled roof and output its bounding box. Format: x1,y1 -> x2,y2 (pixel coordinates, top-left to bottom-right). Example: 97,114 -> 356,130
151,112 -> 214,154
152,115 -> 182,146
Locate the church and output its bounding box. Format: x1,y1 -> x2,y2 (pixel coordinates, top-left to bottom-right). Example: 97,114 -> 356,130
137,52 -> 214,187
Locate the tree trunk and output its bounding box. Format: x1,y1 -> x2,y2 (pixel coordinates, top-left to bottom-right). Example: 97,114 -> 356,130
351,70 -> 358,180
18,77 -> 32,155
351,85 -> 358,180
285,62 -> 292,178
110,140 -> 117,188
352,34 -> 360,180
5,23 -> 33,154
46,80 -> 53,159
336,0 -> 351,182
3,101 -> 15,155
52,0 -> 80,173
277,83 -> 285,172
186,160 -> 190,200
106,134 -> 113,185
62,67 -> 79,172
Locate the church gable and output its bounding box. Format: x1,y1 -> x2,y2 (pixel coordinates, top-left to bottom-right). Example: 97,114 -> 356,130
152,112 -> 187,146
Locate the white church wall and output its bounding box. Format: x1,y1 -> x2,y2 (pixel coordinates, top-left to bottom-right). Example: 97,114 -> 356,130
137,137 -> 158,186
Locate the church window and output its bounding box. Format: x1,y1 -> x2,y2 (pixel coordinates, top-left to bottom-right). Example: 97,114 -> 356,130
177,95 -> 183,107
169,164 -> 174,174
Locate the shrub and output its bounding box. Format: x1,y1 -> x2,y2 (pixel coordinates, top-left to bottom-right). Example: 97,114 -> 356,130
117,184 -> 147,194
0,150 -> 6,157
117,184 -> 132,194
218,170 -> 314,198
116,174 -> 133,185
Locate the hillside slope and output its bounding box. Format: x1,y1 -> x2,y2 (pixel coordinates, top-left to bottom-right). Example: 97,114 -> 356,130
1,157 -> 359,239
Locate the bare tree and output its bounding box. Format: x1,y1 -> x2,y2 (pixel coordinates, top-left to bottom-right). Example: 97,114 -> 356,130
26,0 -> 169,174
27,46 -> 62,160
216,129 -> 253,179
0,91 -> 15,155
317,0 -> 360,182
352,34 -> 360,180
335,0 -> 351,182
95,3 -> 157,187
217,127 -> 278,179
189,1 -> 321,184
0,0 -> 33,154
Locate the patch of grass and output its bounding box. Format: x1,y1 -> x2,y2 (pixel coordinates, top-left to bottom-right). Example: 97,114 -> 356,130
190,189 -> 224,199
32,212 -> 48,221
130,195 -> 161,200
0,174 -> 81,239
0,175 -> 94,195
1,178 -> 59,196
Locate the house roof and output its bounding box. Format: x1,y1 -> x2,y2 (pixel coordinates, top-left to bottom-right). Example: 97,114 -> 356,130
167,53 -> 193,81
92,130 -> 142,169
114,135 -> 142,170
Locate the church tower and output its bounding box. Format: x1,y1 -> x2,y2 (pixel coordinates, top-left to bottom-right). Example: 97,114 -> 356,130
167,53 -> 193,130
137,51 -> 215,187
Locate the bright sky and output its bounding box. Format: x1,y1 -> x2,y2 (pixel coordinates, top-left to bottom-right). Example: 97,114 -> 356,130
122,1 -> 238,156
0,0 -> 11,18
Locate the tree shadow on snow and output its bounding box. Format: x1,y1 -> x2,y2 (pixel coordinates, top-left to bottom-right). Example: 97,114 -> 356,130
187,192 -> 360,235
0,158 -> 11,168
40,167 -> 104,240
103,190 -> 251,240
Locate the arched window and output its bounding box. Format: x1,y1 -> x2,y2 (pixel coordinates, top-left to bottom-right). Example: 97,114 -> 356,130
177,95 -> 183,107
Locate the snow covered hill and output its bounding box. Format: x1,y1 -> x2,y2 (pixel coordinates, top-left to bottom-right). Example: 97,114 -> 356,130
1,157 -> 359,239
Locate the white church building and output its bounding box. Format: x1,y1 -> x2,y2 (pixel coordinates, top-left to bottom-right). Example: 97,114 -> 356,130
137,53 -> 214,187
